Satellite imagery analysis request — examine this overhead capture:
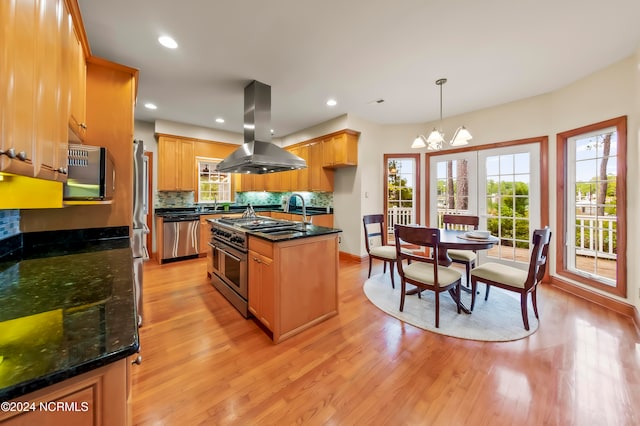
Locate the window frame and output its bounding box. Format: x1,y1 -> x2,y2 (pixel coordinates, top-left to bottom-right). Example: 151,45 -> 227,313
195,156 -> 232,203
556,116 -> 627,297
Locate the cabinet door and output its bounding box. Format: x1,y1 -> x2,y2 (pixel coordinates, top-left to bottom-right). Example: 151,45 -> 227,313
158,138 -> 179,190
297,145 -> 310,190
248,250 -> 275,330
33,0 -> 64,180
178,139 -> 195,190
309,142 -> 333,191
158,138 -> 195,191
312,214 -> 334,228
1,0 -> 36,176
68,22 -> 86,141
322,132 -> 358,168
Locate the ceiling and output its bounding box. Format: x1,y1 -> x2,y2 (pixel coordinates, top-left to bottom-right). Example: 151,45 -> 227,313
78,0 -> 640,138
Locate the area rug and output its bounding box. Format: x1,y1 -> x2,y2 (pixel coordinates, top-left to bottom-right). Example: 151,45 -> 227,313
363,273 -> 538,342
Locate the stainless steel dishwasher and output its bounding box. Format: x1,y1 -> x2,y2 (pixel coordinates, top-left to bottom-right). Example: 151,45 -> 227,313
162,215 -> 200,261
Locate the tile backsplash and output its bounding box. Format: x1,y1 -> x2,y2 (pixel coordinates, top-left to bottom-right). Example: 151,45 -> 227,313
0,210 -> 20,241
156,191 -> 333,209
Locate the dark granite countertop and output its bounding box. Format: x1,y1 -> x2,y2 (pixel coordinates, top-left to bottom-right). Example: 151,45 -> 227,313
248,224 -> 341,242
0,230 -> 139,401
155,205 -> 333,218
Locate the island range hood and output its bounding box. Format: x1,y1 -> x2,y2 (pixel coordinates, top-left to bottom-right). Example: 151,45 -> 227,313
216,81 -> 307,174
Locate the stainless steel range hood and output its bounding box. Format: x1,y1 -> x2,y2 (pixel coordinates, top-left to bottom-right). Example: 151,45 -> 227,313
216,81 -> 306,174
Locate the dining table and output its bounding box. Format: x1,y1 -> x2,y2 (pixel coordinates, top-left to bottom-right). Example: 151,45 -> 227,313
405,228 -> 500,314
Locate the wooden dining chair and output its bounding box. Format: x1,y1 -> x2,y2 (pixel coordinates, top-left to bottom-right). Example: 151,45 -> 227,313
442,214 -> 480,286
363,214 -> 398,288
394,224 -> 462,328
469,227 -> 552,330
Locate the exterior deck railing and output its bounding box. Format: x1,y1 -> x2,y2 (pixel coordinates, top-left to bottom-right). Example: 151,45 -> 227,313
389,209 -> 617,261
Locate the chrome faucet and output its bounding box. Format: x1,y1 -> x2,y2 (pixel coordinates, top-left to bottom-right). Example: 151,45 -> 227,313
287,193 -> 310,224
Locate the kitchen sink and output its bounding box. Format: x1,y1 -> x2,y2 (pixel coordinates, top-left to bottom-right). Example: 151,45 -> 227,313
256,225 -> 307,234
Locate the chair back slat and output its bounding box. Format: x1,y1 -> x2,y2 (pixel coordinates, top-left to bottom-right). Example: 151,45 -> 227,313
443,214 -> 479,231
363,214 -> 387,251
394,224 -> 441,283
525,227 -> 552,290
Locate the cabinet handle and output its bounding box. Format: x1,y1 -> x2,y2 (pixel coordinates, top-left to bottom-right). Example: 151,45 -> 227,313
5,148 -> 16,159
79,123 -> 87,130
17,151 -> 28,161
131,355 -> 142,365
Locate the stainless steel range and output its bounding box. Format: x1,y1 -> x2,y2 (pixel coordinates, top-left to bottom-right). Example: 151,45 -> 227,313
208,215 -> 302,317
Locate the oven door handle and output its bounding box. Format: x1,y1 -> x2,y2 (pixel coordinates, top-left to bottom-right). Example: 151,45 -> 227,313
209,241 -> 243,262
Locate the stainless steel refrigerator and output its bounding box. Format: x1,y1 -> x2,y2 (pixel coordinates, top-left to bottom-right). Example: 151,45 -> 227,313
132,140 -> 149,326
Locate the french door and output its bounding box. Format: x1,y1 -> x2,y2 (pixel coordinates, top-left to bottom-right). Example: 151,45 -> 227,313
430,144 -> 541,268
384,154 -> 420,240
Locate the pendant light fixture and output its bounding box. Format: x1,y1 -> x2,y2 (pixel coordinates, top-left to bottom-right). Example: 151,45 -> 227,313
411,78 -> 472,150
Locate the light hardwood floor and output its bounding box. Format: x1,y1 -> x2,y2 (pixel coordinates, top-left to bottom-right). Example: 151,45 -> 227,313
133,257 -> 639,425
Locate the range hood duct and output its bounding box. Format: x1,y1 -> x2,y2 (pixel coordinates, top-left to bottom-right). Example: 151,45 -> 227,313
215,81 -> 307,174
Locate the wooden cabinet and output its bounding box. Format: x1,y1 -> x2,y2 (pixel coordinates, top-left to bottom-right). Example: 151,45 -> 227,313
0,0 -> 88,181
158,136 -> 195,191
309,142 -> 334,191
322,130 -> 359,168
311,214 -> 334,228
296,145 -> 310,191
248,239 -> 275,330
271,212 -> 293,221
248,233 -> 339,343
0,358 -> 131,426
68,22 -> 86,142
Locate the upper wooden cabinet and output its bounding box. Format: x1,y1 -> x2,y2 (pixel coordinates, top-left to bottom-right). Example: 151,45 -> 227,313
0,0 -> 88,182
322,130 -> 359,168
309,142 -> 334,192
158,136 -> 195,191
68,23 -> 87,142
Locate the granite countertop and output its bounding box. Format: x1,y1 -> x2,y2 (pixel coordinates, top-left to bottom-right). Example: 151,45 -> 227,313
155,205 -> 333,218
248,224 -> 341,242
0,233 -> 139,401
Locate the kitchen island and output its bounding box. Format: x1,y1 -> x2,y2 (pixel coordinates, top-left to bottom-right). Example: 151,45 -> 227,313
207,216 -> 341,343
0,228 -> 139,425
248,229 -> 340,343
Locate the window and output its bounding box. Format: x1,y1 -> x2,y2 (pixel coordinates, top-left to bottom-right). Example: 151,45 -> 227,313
197,158 -> 231,203
428,140 -> 544,269
384,154 -> 420,239
556,117 -> 627,297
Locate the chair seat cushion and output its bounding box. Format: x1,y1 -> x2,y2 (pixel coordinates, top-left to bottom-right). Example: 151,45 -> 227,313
470,262 -> 527,289
370,246 -> 412,260
404,262 -> 462,287
447,249 -> 476,262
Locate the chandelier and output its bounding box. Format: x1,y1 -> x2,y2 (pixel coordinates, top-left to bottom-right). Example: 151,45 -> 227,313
411,78 -> 472,150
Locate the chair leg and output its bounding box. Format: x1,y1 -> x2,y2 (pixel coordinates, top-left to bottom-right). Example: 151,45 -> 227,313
470,277 -> 477,311
435,292 -> 440,328
389,261 -> 395,289
484,284 -> 491,301
383,261 -> 387,274
399,280 -> 406,312
456,284 -> 461,314
521,293 -> 530,331
465,263 -> 471,288
532,286 -> 539,319
367,257 -> 373,278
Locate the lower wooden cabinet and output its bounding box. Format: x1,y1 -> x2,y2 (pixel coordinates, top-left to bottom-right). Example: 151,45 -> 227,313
0,358 -> 131,426
247,233 -> 339,343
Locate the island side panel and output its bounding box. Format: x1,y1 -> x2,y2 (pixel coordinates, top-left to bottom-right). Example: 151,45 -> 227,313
275,233 -> 339,342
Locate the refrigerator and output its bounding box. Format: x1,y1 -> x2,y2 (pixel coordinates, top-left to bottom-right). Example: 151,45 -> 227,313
132,139 -> 149,326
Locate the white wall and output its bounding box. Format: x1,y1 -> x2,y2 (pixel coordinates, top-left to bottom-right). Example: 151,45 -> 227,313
359,55 -> 638,306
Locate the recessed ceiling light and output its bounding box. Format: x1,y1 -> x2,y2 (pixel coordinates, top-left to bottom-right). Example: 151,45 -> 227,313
144,103 -> 157,110
158,36 -> 178,49
326,99 -> 337,107
215,118 -> 225,123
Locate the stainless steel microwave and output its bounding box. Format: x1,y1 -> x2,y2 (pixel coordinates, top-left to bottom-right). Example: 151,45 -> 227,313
63,144 -> 115,200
